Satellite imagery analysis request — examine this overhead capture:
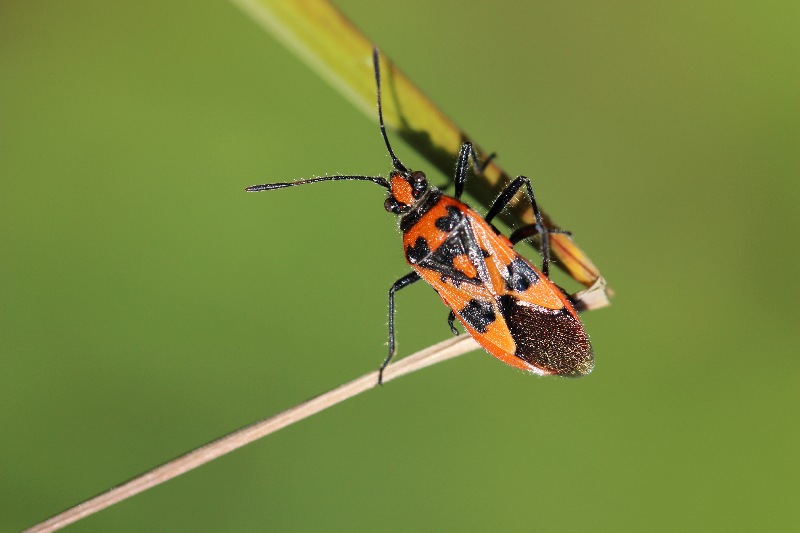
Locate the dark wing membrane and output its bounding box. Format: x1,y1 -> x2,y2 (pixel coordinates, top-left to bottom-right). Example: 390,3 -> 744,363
499,295 -> 594,376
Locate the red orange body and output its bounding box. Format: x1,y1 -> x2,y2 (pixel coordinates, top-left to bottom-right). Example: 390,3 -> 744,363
388,172 -> 593,377
246,48 -> 594,383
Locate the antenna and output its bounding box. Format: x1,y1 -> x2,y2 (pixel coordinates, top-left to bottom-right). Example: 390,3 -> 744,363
373,47 -> 408,173
245,175 -> 390,192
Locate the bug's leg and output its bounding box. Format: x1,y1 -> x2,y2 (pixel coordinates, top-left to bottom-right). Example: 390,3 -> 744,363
447,310 -> 459,336
453,142 -> 496,199
480,152 -> 497,170
484,176 -> 555,276
379,271 -> 421,385
508,225 -> 571,246
508,226 -> 572,277
560,286 -> 584,312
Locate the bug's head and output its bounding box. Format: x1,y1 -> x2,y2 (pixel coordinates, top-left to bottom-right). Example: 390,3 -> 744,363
384,170 -> 428,214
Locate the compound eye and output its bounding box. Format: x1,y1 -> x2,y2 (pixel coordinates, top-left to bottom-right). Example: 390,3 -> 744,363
410,171 -> 428,198
384,197 -> 403,214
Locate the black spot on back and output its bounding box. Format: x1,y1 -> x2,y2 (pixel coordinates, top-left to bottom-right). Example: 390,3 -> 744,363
498,295 -> 593,376
405,237 -> 431,265
459,298 -> 496,333
505,257 -> 539,292
417,223 -> 483,286
436,233 -> 465,264
434,205 -> 464,232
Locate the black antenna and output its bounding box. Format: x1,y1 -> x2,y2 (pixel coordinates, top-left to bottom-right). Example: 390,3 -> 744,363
245,175 -> 389,192
373,47 -> 408,173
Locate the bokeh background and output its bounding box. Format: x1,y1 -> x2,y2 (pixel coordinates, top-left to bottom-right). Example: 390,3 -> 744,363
2,1 -> 798,531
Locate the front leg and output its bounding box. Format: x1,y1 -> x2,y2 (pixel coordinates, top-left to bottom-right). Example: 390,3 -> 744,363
379,271 -> 421,385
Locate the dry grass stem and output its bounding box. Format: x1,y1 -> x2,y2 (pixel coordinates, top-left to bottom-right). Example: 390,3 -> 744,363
24,335 -> 480,533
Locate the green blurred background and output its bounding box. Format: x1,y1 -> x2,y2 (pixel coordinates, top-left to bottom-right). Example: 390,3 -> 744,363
2,1 -> 798,531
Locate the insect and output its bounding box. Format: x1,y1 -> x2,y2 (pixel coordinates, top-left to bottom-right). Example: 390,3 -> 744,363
247,48 -> 593,384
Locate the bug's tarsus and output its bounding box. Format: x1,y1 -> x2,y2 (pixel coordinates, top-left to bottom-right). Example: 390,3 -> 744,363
480,152 -> 497,170
380,271 -> 421,385
447,310 -> 460,336
372,46 -> 408,174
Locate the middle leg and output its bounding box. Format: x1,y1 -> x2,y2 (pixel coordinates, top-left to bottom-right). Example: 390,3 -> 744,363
483,175 -> 555,276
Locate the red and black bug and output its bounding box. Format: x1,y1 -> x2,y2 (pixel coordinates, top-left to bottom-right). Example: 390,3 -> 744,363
247,48 -> 593,384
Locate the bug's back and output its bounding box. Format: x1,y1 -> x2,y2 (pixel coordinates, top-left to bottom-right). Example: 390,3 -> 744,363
401,188 -> 594,376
